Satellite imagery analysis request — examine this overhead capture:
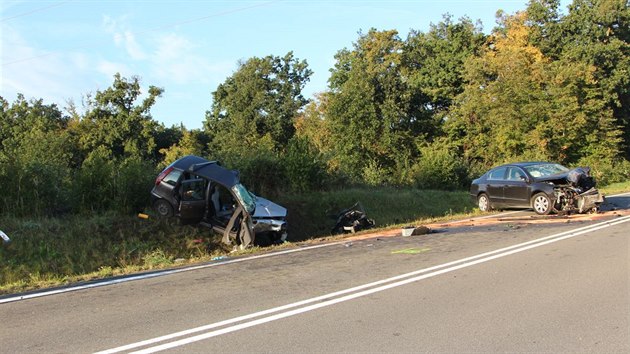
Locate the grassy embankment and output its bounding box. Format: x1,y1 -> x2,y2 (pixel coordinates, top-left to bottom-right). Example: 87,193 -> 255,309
2,182 -> 629,295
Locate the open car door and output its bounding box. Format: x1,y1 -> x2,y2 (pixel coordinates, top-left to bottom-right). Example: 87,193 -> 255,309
178,179 -> 206,223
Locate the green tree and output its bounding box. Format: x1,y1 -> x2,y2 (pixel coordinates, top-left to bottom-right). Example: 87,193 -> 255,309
557,0 -> 630,157
524,0 -> 564,59
158,128 -> 207,168
294,93 -> 332,155
205,52 -> 312,157
78,73 -> 163,161
446,11 -> 623,170
404,15 -> 486,119
0,95 -> 73,215
327,29 -> 420,184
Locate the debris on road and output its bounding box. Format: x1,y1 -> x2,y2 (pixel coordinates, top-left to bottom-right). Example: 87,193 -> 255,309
331,202 -> 375,234
401,226 -> 431,236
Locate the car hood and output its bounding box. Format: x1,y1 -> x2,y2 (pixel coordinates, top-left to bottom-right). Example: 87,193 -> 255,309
534,172 -> 569,184
534,167 -> 597,191
252,197 -> 287,218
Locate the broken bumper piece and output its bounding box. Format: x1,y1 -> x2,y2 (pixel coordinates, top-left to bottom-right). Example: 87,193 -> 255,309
577,188 -> 605,213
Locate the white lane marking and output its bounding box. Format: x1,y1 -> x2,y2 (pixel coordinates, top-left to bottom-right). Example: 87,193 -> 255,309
450,210 -> 523,223
96,215 -> 630,354
0,209 -> 533,304
0,242 -> 343,305
5,192 -> 628,305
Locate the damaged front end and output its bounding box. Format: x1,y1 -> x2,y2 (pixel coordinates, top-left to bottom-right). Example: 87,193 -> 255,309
549,167 -> 605,214
251,196 -> 288,245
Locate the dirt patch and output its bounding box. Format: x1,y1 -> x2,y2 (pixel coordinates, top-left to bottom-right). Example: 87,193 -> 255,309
337,208 -> 630,243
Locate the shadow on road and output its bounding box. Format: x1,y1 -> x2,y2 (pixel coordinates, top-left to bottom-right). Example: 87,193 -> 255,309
601,195 -> 630,212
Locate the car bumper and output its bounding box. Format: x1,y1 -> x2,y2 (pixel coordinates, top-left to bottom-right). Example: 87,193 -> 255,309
252,218 -> 288,241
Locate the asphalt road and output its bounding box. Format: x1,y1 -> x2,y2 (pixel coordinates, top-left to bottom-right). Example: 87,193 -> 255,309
1,196 -> 629,353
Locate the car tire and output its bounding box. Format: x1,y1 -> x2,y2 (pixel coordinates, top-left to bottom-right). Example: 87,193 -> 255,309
531,193 -> 552,215
477,193 -> 491,212
154,199 -> 174,218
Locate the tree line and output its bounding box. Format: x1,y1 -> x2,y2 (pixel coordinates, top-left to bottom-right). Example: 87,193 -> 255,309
1,0 -> 628,217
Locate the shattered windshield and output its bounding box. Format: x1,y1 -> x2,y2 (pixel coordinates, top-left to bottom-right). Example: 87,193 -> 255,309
524,163 -> 569,178
232,183 -> 256,214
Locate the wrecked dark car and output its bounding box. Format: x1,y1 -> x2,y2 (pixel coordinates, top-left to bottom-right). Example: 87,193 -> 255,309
151,155 -> 288,248
470,162 -> 604,215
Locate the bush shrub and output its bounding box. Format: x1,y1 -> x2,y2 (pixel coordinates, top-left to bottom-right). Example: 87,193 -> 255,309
411,142 -> 468,190
577,156 -> 630,186
282,136 -> 328,192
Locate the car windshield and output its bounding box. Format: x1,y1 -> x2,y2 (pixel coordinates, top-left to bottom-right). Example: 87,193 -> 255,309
523,163 -> 569,178
231,183 -> 256,214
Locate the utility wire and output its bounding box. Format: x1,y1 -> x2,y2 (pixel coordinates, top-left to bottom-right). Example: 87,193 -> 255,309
1,1 -> 71,22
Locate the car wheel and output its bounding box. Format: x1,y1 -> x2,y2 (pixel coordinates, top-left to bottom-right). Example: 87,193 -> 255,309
154,199 -> 174,218
531,193 -> 552,215
477,193 -> 491,212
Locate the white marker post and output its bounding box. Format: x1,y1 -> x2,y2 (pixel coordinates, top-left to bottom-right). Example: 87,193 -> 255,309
0,230 -> 10,245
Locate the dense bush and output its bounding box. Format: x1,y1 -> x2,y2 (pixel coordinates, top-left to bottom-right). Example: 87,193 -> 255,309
0,158 -> 72,216
281,136 -> 328,192
412,141 -> 469,190
577,156 -> 630,186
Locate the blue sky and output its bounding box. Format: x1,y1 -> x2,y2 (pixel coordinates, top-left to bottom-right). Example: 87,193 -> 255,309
1,0 -> 571,129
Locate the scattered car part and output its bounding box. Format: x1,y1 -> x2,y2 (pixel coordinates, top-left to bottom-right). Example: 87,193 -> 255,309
331,202 -> 375,234
401,226 -> 431,236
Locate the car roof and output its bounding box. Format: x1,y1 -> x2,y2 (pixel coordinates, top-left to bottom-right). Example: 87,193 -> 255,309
170,155 -> 209,170
172,155 -> 239,188
497,161 -> 558,168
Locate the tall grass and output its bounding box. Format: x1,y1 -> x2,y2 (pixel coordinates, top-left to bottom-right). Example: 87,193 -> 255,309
7,181 -> 629,295
0,187 -> 474,294
278,187 -> 474,241
0,213 -> 229,294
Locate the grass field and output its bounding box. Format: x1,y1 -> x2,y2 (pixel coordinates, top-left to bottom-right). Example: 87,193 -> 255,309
1,181 -> 628,295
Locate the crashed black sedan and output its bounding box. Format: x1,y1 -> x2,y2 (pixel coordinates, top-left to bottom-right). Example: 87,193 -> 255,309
151,155 -> 288,248
470,162 -> 604,215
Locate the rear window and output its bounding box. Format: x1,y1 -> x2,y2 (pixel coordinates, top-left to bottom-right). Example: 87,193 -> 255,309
487,167 -> 507,180
163,169 -> 182,186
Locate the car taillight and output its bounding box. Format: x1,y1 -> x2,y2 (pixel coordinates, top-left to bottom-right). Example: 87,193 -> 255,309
155,166 -> 174,186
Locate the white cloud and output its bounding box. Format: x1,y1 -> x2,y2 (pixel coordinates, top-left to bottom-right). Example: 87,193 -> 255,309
1,25 -> 83,106
102,15 -> 117,35
123,31 -> 147,60
0,23 -> 135,111
151,33 -> 234,84
99,15 -> 234,86
68,53 -> 90,71
96,60 -> 132,78
102,14 -> 146,61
